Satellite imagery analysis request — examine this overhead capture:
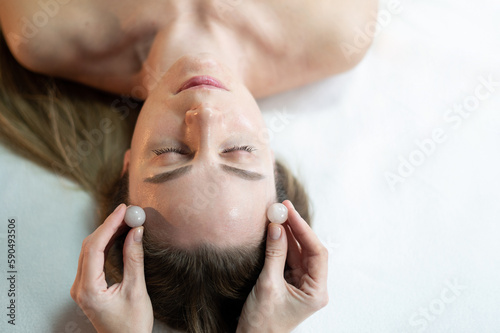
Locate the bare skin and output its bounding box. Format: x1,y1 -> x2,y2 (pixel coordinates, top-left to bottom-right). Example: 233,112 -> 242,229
0,0 -> 376,98
0,0 -> 378,249
2,2 -> 374,331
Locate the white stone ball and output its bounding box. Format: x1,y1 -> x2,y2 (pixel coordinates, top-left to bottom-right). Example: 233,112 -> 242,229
124,206 -> 146,228
267,203 -> 288,224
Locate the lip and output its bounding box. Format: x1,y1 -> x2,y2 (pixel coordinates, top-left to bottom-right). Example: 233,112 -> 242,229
176,76 -> 228,94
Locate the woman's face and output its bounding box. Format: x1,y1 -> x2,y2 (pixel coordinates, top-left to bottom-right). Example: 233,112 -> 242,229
124,54 -> 276,248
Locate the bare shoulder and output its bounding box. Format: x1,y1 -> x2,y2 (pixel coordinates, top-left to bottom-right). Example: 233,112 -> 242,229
0,0 -> 121,76
0,0 -> 70,72
245,0 -> 382,97
0,0 -> 49,67
281,0 -> 381,73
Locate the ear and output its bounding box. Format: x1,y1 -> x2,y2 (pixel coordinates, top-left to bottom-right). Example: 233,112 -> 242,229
121,149 -> 131,177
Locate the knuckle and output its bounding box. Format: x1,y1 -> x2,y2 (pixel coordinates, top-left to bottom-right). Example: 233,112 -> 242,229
319,293 -> 329,308
127,286 -> 145,301
82,246 -> 95,257
81,235 -> 92,248
318,246 -> 329,259
265,247 -> 285,259
259,280 -> 273,293
314,245 -> 328,260
259,279 -> 279,297
74,283 -> 95,307
82,238 -> 94,253
311,293 -> 329,310
74,292 -> 88,307
128,251 -> 144,265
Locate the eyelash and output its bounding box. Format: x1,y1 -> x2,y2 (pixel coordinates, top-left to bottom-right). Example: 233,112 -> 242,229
152,145 -> 256,155
222,145 -> 256,153
152,147 -> 186,155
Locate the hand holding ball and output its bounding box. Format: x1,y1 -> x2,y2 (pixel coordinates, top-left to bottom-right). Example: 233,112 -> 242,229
124,206 -> 146,228
267,203 -> 288,224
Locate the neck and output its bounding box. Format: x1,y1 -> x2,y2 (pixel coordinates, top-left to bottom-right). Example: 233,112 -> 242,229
143,15 -> 249,95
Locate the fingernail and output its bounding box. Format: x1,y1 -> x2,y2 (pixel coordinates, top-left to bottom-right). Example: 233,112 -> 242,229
288,201 -> 295,210
269,224 -> 281,240
114,203 -> 123,213
134,227 -> 143,242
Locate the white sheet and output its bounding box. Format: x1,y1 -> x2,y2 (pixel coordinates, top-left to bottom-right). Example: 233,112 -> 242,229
1,0 -> 499,332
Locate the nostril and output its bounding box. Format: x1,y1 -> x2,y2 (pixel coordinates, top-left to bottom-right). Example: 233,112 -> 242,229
184,105 -> 219,126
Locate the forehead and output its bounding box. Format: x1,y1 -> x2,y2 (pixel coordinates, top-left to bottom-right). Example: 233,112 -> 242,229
134,161 -> 276,214
130,162 -> 276,247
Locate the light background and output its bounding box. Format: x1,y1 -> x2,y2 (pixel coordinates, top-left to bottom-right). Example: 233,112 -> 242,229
1,0 -> 499,332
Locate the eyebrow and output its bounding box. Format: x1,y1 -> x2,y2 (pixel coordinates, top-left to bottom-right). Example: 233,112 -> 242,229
143,164 -> 265,184
144,165 -> 193,183
220,164 -> 265,181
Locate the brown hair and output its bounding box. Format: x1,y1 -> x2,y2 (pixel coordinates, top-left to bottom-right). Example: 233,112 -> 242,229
0,31 -> 311,333
104,160 -> 310,332
0,30 -> 139,200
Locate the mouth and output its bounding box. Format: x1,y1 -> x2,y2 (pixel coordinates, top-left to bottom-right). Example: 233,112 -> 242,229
176,76 -> 228,94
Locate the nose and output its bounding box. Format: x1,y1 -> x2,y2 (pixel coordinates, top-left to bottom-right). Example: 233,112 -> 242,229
184,105 -> 221,154
185,105 -> 217,126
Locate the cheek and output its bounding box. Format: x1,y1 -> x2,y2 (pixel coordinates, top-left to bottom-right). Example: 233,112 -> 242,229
234,113 -> 259,131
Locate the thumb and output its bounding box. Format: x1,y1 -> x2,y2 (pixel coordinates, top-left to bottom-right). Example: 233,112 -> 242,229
260,223 -> 288,284
122,227 -> 146,288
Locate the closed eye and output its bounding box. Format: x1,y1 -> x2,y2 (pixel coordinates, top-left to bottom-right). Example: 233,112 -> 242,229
152,145 -> 256,156
152,147 -> 189,155
222,145 -> 256,153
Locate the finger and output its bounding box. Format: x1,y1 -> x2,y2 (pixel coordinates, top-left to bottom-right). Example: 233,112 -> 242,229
81,204 -> 127,287
282,200 -> 323,256
283,223 -> 302,270
74,205 -> 126,296
122,226 -> 146,289
260,223 -> 288,285
104,222 -> 129,260
71,240 -> 86,300
282,200 -> 328,283
74,238 -> 87,284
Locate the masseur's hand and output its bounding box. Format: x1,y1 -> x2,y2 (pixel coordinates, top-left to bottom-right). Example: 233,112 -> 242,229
70,204 -> 153,333
237,200 -> 329,333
